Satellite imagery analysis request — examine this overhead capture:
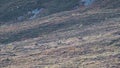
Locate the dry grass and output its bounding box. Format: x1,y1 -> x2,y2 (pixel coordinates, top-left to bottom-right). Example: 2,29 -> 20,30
0,1 -> 120,67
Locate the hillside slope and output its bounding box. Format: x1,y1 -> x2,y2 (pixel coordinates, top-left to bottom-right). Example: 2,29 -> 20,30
0,0 -> 81,23
0,0 -> 120,68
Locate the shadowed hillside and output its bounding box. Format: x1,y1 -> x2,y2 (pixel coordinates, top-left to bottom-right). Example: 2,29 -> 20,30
0,0 -> 120,68
0,0 -> 81,23
93,0 -> 120,9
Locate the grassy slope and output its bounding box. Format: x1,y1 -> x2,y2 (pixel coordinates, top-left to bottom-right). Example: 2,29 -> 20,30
0,8 -> 120,44
0,0 -> 120,68
0,12 -> 120,68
